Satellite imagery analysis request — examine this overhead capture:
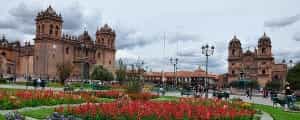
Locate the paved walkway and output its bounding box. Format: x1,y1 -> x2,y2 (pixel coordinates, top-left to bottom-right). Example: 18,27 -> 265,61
0,84 -> 63,91
260,111 -> 273,120
164,91 -> 274,106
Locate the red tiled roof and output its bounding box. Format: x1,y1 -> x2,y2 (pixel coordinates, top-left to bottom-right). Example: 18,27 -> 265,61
144,69 -> 219,80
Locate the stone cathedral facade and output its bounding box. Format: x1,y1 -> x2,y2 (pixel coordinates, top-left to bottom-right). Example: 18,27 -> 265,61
227,33 -> 287,87
0,6 -> 116,79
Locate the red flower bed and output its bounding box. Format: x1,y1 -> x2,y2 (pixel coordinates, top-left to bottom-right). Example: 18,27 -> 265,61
0,89 -> 88,109
55,98 -> 255,120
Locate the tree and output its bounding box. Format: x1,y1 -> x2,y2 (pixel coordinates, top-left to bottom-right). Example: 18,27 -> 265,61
56,62 -> 73,85
265,80 -> 281,91
287,62 -> 300,89
126,77 -> 143,93
116,59 -> 127,84
91,65 -> 114,81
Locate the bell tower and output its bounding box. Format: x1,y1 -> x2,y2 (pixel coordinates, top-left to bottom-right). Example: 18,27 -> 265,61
34,5 -> 63,78
96,24 -> 116,48
229,35 -> 242,58
35,5 -> 63,40
228,35 -> 243,83
257,32 -> 272,57
95,24 -> 116,72
256,33 -> 274,85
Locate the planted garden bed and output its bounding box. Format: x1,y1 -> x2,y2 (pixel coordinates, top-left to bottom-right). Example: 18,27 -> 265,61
0,89 -> 94,110
54,98 -> 256,120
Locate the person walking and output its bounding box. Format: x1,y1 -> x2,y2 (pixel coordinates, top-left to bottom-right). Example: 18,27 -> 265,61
246,88 -> 250,98
285,83 -> 294,108
40,79 -> 46,90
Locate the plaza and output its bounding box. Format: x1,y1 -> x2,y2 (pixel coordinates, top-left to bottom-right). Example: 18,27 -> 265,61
0,1 -> 300,120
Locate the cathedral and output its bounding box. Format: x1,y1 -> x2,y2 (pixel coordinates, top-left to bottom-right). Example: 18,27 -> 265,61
0,6 -> 116,80
227,33 -> 287,87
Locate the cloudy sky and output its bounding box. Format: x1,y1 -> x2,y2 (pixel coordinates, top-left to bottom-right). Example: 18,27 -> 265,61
0,0 -> 300,74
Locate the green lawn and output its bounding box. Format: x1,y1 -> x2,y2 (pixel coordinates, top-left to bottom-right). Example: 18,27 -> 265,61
254,104 -> 300,120
47,82 -> 64,88
20,108 -> 54,119
151,96 -> 179,102
0,114 -> 5,120
96,98 -> 115,102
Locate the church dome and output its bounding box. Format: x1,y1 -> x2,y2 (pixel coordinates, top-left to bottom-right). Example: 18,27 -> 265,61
36,5 -> 62,21
79,30 -> 92,42
258,32 -> 271,47
100,24 -> 112,32
229,35 -> 241,48
97,24 -> 115,36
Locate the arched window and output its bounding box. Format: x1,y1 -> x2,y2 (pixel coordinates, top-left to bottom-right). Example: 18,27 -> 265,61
41,24 -> 45,33
102,38 -> 104,43
38,25 -> 41,33
1,52 -> 6,57
85,50 -> 88,56
97,52 -> 101,58
274,75 -> 279,80
232,70 -> 235,75
262,69 -> 266,74
262,48 -> 266,54
55,25 -> 59,36
65,47 -> 69,54
109,60 -> 111,64
231,49 -> 235,56
49,24 -> 53,34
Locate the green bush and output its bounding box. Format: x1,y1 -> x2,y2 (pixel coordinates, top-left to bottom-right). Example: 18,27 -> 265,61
91,65 -> 114,81
0,78 -> 6,83
56,62 -> 73,85
126,78 -> 143,93
287,62 -> 300,89
265,80 -> 282,90
0,114 -> 5,120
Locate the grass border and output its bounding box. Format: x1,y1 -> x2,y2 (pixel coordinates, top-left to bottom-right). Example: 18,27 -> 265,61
20,108 -> 54,119
254,104 -> 300,120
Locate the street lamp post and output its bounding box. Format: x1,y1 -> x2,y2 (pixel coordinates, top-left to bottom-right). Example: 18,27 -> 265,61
201,44 -> 214,98
170,57 -> 178,88
51,44 -> 56,80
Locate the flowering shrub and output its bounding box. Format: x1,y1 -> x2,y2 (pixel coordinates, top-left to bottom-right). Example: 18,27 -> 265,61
55,98 -> 256,120
0,89 -> 90,110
